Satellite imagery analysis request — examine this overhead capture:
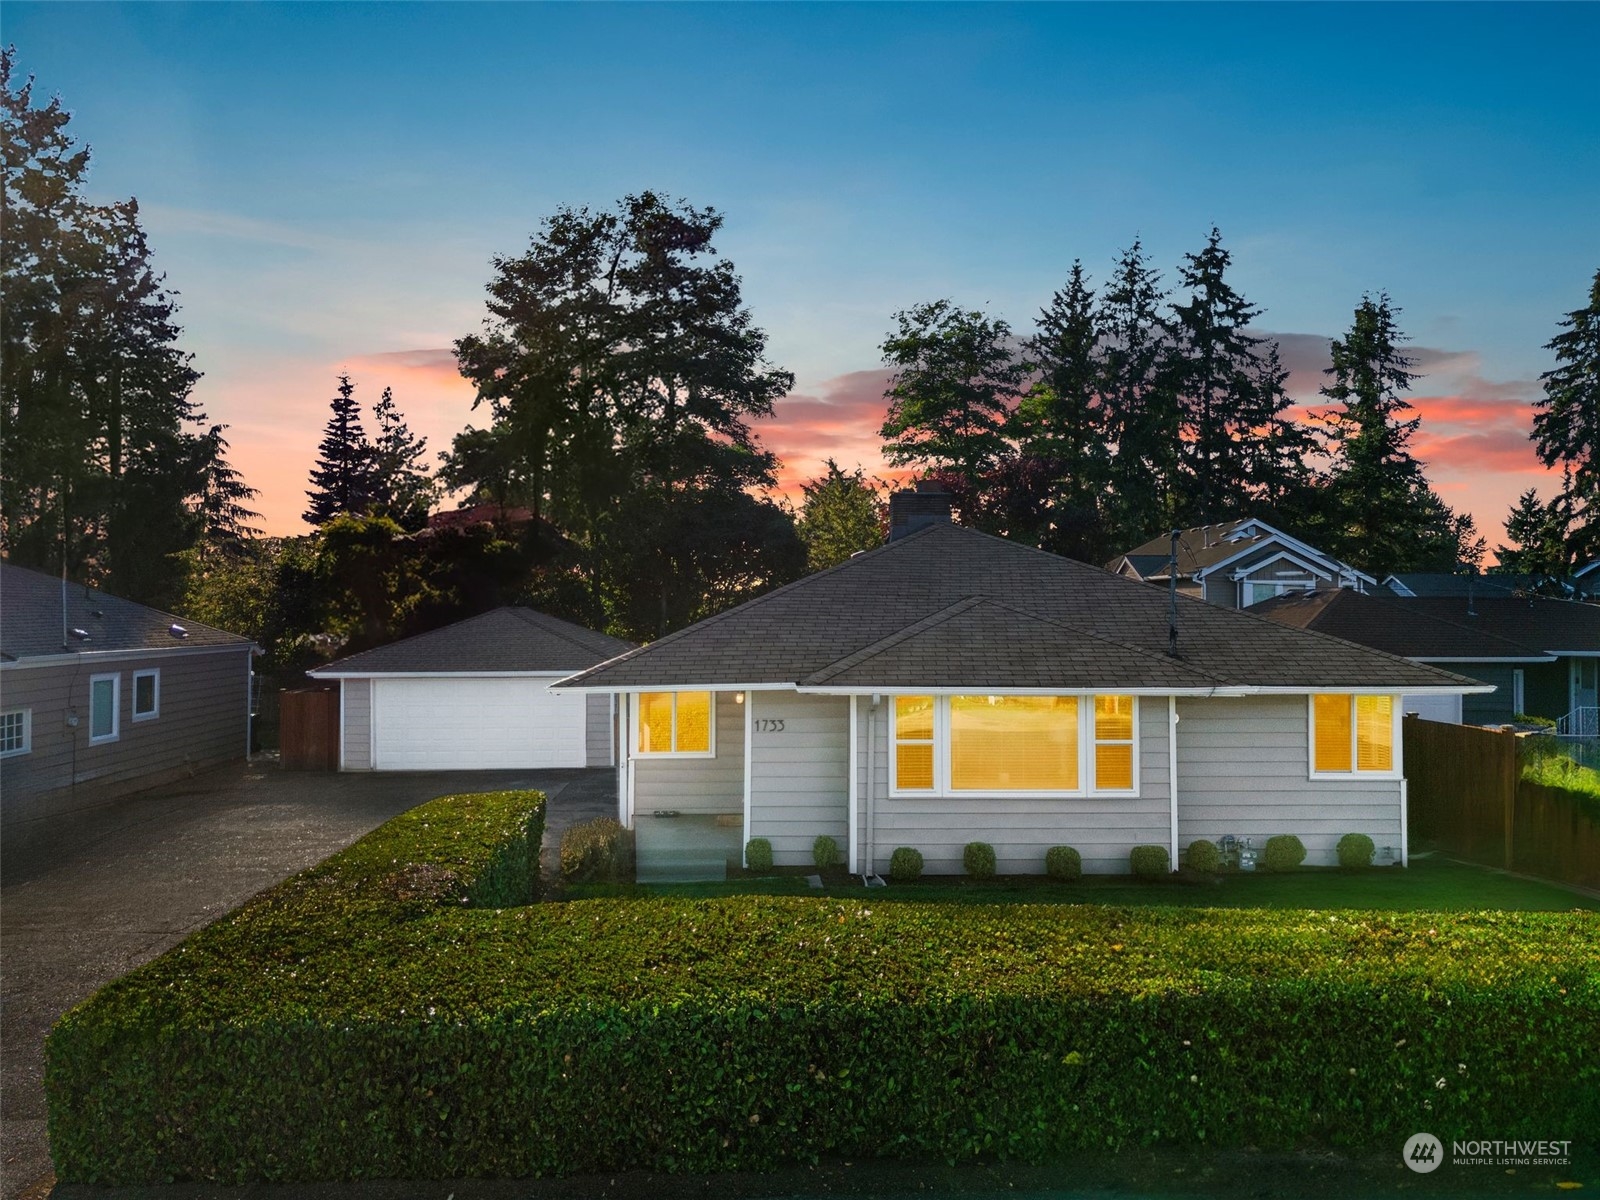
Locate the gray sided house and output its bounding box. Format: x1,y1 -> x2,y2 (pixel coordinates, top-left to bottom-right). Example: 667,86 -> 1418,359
1109,518 -> 1374,609
1254,589 -> 1600,729
556,494 -> 1485,878
308,608 -> 633,771
0,562 -> 255,825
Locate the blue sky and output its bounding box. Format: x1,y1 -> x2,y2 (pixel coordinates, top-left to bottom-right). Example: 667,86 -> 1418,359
7,2 -> 1599,539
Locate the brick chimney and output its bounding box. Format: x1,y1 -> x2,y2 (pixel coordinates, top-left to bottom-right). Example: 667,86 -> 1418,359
888,480 -> 954,541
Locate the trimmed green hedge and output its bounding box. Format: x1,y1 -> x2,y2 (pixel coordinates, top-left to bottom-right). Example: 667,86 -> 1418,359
47,790 -> 1600,1185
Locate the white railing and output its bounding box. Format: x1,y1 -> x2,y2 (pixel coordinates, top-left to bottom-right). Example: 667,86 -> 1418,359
1557,707 -> 1599,738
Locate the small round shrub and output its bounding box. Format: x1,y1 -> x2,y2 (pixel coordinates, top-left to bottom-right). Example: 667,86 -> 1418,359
559,817 -> 634,883
889,846 -> 924,882
1336,832 -> 1376,870
1261,834 -> 1307,872
1185,839 -> 1221,873
1129,844 -> 1170,878
1045,845 -> 1082,882
745,837 -> 774,872
963,841 -> 997,880
812,835 -> 840,870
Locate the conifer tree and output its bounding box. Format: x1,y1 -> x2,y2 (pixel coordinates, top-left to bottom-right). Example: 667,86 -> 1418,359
303,373 -> 378,526
370,386 -> 433,530
1533,267 -> 1600,564
795,459 -> 884,571
1018,261 -> 1108,555
1097,240 -> 1178,547
1317,294 -> 1475,575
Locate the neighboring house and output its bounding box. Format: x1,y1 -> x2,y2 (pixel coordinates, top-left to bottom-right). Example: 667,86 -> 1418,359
0,561 -> 255,825
554,486 -> 1484,878
1381,573 -> 1526,598
1250,588 -> 1564,726
308,607 -> 633,771
1108,518 -> 1374,608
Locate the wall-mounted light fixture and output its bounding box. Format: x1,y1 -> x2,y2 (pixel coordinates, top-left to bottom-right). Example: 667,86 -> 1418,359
734,692 -> 746,704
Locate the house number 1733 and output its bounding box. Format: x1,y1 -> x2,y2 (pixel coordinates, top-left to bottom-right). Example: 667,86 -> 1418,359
753,718 -> 785,732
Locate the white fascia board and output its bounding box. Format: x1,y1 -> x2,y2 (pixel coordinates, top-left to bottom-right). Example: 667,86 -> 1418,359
3,644 -> 255,669
309,670 -> 575,679
797,685 -> 1257,698
1409,656 -> 1557,664
548,681 -> 798,694
1226,549 -> 1335,583
1548,649 -> 1600,657
1196,533 -> 1375,587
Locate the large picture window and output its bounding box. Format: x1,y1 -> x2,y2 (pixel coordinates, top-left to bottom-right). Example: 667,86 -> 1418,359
1312,694 -> 1395,775
636,691 -> 713,756
891,694 -> 1134,796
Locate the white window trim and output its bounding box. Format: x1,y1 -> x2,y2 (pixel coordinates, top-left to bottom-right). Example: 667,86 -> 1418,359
1307,694 -> 1403,781
0,707 -> 31,758
888,694 -> 1140,798
132,668 -> 161,721
89,673 -> 121,745
630,690 -> 717,759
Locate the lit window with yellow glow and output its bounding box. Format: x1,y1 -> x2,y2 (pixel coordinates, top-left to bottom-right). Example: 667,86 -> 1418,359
1312,694 -> 1394,774
636,691 -> 714,755
1093,695 -> 1136,790
893,696 -> 935,790
950,695 -> 1078,791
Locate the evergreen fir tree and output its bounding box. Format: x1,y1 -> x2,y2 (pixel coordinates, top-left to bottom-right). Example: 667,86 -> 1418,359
1533,267 -> 1600,564
1097,240 -> 1178,547
794,459 -> 885,571
1018,260 -> 1109,556
1496,487 -> 1573,586
1317,294 -> 1475,575
370,386 -> 434,530
303,373 -> 378,526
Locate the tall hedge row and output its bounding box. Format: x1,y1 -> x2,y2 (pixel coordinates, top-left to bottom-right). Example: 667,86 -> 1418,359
46,791 -> 1600,1184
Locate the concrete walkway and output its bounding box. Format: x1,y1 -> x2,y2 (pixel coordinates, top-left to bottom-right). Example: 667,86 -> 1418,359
0,759 -> 615,1200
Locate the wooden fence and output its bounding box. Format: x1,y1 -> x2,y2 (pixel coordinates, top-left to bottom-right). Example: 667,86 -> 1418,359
278,687 -> 339,771
1404,715 -> 1600,889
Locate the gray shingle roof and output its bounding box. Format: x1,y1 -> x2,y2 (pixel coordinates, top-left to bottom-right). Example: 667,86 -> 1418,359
1251,589 -> 1555,661
1,561 -> 252,661
1382,572 -> 1525,598
313,607 -> 633,675
555,523 -> 1480,693
1393,596 -> 1600,656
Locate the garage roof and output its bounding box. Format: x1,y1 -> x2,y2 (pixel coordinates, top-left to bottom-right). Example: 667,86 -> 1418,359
311,607 -> 633,676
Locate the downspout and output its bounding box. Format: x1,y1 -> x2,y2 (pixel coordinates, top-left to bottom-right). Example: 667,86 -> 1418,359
1168,696 -> 1180,872
864,694 -> 881,883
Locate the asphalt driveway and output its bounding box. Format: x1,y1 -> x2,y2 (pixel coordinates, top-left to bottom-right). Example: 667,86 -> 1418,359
0,758 -> 615,1200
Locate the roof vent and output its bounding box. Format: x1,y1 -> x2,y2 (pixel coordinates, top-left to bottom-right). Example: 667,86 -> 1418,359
169,623 -> 190,639
69,627 -> 90,641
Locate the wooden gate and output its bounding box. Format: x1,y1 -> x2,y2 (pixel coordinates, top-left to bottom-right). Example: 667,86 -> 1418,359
279,687 -> 340,771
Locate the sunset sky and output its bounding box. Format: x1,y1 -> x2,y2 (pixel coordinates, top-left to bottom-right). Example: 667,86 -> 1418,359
7,3 -> 1599,553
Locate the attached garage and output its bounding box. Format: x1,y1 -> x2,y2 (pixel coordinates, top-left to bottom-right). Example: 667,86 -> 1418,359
309,608 -> 633,772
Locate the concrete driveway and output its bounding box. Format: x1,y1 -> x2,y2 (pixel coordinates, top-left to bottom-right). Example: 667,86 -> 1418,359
0,758 -> 616,1200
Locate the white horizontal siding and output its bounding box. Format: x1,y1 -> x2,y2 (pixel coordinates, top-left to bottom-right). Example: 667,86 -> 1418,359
630,691 -> 744,815
1175,695 -> 1403,866
747,691 -> 849,866
858,698 -> 1171,876
343,678 -> 372,770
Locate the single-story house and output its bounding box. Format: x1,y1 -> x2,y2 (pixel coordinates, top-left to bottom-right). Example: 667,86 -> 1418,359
554,487 -> 1486,877
309,607 -> 633,771
0,561 -> 255,825
1249,588 -> 1563,726
1108,518 -> 1375,608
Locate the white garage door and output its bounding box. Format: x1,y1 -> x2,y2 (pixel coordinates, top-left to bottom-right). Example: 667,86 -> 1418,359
372,677 -> 586,770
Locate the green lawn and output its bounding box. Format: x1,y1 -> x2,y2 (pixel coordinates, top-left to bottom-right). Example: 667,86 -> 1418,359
563,852 -> 1599,911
